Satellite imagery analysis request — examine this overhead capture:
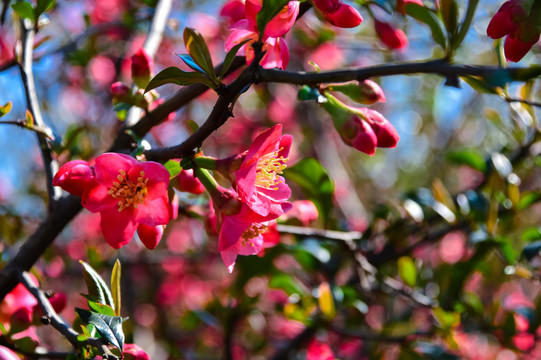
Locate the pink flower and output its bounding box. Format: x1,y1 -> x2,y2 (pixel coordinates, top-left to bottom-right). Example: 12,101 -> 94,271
235,124 -> 292,217
225,20 -> 290,69
486,0 -> 540,62
131,48 -> 153,88
245,0 -> 300,37
313,0 -> 363,28
123,344 -> 151,360
111,82 -> 131,104
0,346 -> 20,360
374,19 -> 408,49
307,340 -> 334,360
219,201 -> 290,272
53,153 -> 171,249
281,200 -> 319,225
220,0 -> 246,25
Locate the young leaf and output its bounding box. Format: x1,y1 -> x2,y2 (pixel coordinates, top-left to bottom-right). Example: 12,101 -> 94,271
111,259 -> 121,316
283,158 -> 334,225
164,160 -> 181,180
76,308 -> 125,351
88,301 -> 116,317
405,4 -> 448,50
183,28 -> 216,81
176,54 -> 206,74
256,0 -> 289,40
80,261 -> 115,309
453,0 -> 479,49
398,256 -> 416,287
25,110 -> 34,128
220,39 -> 251,79
440,0 -> 458,35
11,1 -> 35,22
145,67 -> 215,92
35,0 -> 55,19
0,102 -> 12,117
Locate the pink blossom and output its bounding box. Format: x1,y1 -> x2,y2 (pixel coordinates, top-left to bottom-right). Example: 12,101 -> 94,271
313,0 -> 363,28
131,48 -> 153,88
245,0 -> 300,37
235,124 -> 292,217
281,200 -> 319,225
111,82 -> 131,104
221,0 -> 246,25
0,346 -> 20,360
486,0 -> 540,62
374,20 -> 408,49
225,20 -> 290,69
123,344 -> 151,360
53,153 -> 171,249
307,340 -> 334,360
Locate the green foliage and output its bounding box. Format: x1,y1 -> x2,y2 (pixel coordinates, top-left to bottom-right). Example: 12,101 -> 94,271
256,0 -> 289,40
405,4 -> 448,50
80,261 -> 115,310
76,308 -> 125,351
0,102 -> 11,117
164,160 -> 182,179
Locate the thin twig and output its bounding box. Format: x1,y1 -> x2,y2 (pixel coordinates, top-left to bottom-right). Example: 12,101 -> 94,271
505,97 -> 541,108
20,272 -> 118,360
18,18 -> 61,209
0,118 -> 55,139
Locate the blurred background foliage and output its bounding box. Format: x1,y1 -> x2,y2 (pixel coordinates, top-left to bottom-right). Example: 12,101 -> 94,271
1,0 -> 541,359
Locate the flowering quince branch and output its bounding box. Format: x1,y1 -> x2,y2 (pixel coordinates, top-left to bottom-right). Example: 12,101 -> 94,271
17,18 -> 61,209
0,118 -> 55,140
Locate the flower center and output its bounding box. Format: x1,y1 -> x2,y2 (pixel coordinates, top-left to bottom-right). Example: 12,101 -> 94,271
241,223 -> 267,244
108,169 -> 149,212
255,149 -> 288,190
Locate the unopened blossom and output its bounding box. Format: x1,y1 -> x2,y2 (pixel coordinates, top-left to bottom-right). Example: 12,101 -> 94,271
111,82 -> 131,104
313,0 -> 363,28
486,0 -> 540,62
235,124 -> 292,217
53,153 -> 170,249
123,344 -> 151,360
173,169 -> 205,195
374,19 -> 408,49
131,48 -> 153,88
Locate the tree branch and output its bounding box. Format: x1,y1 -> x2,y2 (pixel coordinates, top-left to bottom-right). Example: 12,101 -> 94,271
18,18 -> 61,209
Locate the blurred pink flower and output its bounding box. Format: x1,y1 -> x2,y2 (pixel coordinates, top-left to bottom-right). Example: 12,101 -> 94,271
131,48 -> 153,88
0,346 -> 19,360
313,0 -> 363,28
123,344 -> 151,360
221,0 -> 246,25
281,200 -> 319,225
307,340 -> 334,360
245,0 -> 300,37
53,153 -> 171,249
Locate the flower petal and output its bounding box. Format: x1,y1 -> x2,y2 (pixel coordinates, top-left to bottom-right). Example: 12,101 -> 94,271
53,160 -> 94,197
99,208 -> 137,249
94,153 -> 138,186
137,224 -> 165,250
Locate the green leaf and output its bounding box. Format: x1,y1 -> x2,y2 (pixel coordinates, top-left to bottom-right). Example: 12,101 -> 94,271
177,53 -> 206,74
13,336 -> 37,353
432,307 -> 460,329
164,160 -> 182,180
80,261 -> 115,309
256,0 -> 289,40
145,67 -> 215,92
283,158 -> 334,224
35,0 -> 55,18
76,308 -> 124,351
461,76 -> 499,94
269,273 -> 306,296
440,0 -> 458,34
88,301 -> 116,317
446,148 -> 487,172
220,39 -> 250,79
453,0 -> 479,49
405,3 -> 448,50
11,1 -> 35,22
398,256 -> 416,287
0,102 -> 12,117
518,192 -> 541,210
25,110 -> 34,127
183,28 -> 216,81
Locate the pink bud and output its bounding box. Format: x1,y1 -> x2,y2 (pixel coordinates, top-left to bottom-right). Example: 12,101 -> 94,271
123,344 -> 151,360
110,82 -> 131,104
486,1 -> 523,39
358,79 -> 386,104
324,3 -> 363,28
340,116 -> 377,156
49,293 -> 67,314
313,0 -> 340,13
131,48 -> 153,89
10,307 -> 33,332
369,118 -> 399,148
374,20 -> 408,49
504,33 -> 539,62
174,169 -> 205,195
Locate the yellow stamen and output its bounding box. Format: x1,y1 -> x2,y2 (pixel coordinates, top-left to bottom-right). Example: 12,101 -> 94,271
255,148 -> 288,190
241,223 -> 267,245
108,170 -> 149,212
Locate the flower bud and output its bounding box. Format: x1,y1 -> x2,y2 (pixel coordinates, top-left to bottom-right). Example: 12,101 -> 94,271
173,169 -> 205,195
396,0 -> 423,15
131,48 -> 153,89
340,116 -> 377,156
123,344 -> 151,360
10,307 -> 33,333
313,0 -> 340,13
324,3 -> 363,28
504,34 -> 539,62
368,112 -> 400,148
358,80 -> 386,104
374,19 -> 408,49
111,82 -> 131,105
133,89 -> 153,110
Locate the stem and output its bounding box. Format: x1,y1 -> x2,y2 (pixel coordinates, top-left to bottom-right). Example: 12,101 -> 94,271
193,156 -> 217,170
